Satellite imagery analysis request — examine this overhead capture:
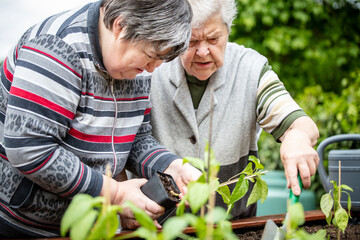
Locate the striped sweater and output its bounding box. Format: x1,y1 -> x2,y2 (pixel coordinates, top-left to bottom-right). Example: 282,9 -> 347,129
0,1 -> 178,237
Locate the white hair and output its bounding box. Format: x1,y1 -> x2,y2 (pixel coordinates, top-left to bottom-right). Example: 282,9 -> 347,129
187,0 -> 237,32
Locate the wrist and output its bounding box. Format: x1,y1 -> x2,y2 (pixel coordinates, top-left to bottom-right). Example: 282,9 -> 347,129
100,175 -> 120,204
164,158 -> 183,176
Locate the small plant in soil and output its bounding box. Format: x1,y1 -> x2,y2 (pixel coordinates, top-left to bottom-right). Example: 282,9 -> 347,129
140,171 -> 181,212
320,180 -> 353,240
283,202 -> 327,240
119,144 -> 268,240
158,172 -> 180,202
61,145 -> 268,240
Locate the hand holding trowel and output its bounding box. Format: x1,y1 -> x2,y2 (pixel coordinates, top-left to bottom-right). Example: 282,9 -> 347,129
261,174 -> 304,240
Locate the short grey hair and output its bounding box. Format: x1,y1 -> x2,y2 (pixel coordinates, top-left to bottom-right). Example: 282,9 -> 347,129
101,0 -> 192,61
187,0 -> 237,32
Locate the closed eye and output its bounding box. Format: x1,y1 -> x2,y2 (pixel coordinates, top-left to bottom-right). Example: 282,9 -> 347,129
208,38 -> 218,44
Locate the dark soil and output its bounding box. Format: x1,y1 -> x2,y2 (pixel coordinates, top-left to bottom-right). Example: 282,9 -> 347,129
158,172 -> 180,202
234,220 -> 360,240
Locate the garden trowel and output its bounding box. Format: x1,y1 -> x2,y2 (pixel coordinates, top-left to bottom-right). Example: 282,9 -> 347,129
261,174 -> 303,240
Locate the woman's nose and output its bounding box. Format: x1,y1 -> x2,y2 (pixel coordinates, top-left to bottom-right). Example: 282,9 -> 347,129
196,42 -> 209,57
146,59 -> 164,73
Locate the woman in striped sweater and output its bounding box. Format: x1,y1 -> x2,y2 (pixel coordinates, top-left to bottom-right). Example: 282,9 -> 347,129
149,0 -> 320,219
0,0 -> 201,237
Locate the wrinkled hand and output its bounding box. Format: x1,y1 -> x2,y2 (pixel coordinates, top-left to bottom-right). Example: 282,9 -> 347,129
102,177 -> 164,229
279,118 -> 319,196
164,159 -> 202,195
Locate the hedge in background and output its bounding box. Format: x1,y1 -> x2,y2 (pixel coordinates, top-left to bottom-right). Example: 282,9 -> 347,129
231,0 -> 360,95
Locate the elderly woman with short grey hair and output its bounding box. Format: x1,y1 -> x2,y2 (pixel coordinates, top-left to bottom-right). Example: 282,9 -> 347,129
0,0 -> 201,237
150,0 -> 319,219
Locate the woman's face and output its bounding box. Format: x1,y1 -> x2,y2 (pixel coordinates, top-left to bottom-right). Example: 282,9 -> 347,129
103,39 -> 166,80
100,13 -> 167,80
180,14 -> 229,80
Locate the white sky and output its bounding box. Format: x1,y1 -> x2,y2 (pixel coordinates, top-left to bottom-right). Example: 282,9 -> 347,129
0,0 -> 97,60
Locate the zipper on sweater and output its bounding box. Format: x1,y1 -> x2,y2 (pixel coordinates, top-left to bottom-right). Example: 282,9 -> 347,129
110,78 -> 117,177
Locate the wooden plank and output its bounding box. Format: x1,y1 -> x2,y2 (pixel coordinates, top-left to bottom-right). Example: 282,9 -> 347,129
7,210 -> 329,239
183,210 -> 326,234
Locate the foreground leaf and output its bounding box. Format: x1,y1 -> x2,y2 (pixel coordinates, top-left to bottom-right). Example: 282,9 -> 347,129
247,178 -> 267,206
217,185 -> 231,204
320,193 -> 334,225
230,175 -> 249,204
288,203 -> 305,229
335,207 -> 348,233
248,155 -> 264,170
122,201 -> 156,231
183,157 -> 205,173
205,207 -> 228,224
88,205 -> 122,240
70,210 -> 98,240
188,182 -> 210,214
162,216 -> 189,240
61,194 -> 102,237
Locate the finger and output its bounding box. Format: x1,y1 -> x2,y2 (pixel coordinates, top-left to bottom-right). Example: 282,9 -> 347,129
314,151 -> 320,168
154,220 -> 162,229
181,186 -> 188,195
120,215 -> 140,230
287,166 -> 300,195
282,163 -> 291,189
144,198 -> 165,218
298,163 -> 311,189
134,178 -> 148,187
307,157 -> 317,177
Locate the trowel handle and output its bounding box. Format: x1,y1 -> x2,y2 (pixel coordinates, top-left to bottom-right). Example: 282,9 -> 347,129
289,174 -> 303,205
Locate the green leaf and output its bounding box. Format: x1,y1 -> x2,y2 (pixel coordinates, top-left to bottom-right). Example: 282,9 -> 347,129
122,201 -> 157,231
288,203 -> 305,229
230,175 -> 249,204
130,228 -> 157,240
292,228 -> 327,240
209,178 -> 220,194
248,155 -> 264,170
88,209 -> 119,240
183,157 -> 205,172
183,213 -> 199,226
205,207 -> 228,223
335,207 -> 349,233
346,193 -> 352,218
259,178 -> 268,203
61,194 -> 101,237
341,184 -> 353,192
320,193 -> 334,220
217,185 -> 231,204
162,216 -> 189,240
247,178 -> 267,206
70,210 -> 98,240
176,197 -> 187,216
214,220 -> 238,240
241,163 -> 254,176
188,182 -> 210,214
193,217 -> 207,239
312,229 -> 327,240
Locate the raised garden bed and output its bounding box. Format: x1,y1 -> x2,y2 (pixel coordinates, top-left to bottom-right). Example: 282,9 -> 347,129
15,210 -> 360,240
117,210 -> 360,240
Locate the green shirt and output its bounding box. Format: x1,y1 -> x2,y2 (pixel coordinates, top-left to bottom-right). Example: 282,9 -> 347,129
185,72 -> 209,109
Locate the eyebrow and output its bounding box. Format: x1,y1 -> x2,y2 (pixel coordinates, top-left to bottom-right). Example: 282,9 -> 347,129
191,29 -> 222,40
145,51 -> 162,60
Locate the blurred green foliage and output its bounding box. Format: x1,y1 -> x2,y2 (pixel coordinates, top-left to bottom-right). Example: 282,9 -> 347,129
231,0 -> 360,95
230,0 -> 360,203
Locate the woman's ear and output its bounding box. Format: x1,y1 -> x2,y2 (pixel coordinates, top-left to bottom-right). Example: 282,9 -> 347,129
112,16 -> 124,39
